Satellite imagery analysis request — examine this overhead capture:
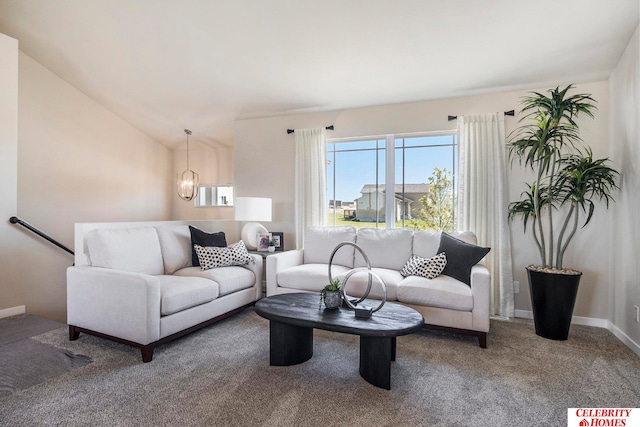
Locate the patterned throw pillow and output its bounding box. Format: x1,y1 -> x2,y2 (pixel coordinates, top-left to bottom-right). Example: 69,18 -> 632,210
400,252 -> 448,279
194,241 -> 255,270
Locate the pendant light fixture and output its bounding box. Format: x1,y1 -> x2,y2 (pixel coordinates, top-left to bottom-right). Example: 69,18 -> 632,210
176,129 -> 199,201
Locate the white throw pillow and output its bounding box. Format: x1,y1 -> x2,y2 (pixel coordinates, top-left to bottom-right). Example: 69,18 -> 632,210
194,241 -> 254,270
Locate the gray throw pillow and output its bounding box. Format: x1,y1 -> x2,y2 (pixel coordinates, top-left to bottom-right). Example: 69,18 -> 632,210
437,232 -> 490,286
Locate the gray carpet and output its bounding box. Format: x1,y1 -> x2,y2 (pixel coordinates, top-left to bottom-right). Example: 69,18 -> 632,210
0,315 -> 92,398
0,314 -> 64,345
0,307 -> 638,427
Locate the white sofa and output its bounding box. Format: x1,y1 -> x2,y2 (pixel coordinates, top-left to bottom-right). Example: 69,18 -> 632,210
266,227 -> 490,347
67,221 -> 262,362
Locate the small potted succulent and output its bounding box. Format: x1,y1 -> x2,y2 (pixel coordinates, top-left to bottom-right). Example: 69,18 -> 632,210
320,279 -> 342,310
267,240 -> 276,252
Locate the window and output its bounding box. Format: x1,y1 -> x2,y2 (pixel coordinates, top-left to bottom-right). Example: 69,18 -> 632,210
327,133 -> 457,231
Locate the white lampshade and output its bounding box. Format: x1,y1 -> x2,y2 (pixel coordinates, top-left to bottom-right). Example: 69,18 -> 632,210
234,197 -> 272,250
234,197 -> 272,222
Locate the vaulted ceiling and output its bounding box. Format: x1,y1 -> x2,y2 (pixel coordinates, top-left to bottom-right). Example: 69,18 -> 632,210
0,0 -> 638,149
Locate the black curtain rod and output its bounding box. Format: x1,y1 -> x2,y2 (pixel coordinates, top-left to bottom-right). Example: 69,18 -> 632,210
447,110 -> 515,121
287,125 -> 334,134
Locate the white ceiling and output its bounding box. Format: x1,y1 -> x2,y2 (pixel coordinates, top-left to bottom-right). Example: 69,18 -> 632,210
0,0 -> 638,149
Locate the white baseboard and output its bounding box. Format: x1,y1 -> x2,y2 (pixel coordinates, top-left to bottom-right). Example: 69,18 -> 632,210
515,309 -> 640,356
607,321 -> 640,357
514,310 -> 534,320
0,305 -> 26,319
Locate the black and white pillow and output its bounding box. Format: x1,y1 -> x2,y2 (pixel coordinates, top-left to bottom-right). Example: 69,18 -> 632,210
194,241 -> 254,270
189,226 -> 227,267
400,252 -> 448,279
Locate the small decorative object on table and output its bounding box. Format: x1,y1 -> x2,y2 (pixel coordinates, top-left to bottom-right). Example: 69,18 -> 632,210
267,240 -> 276,252
320,279 -> 342,309
328,242 -> 387,319
256,233 -> 271,251
270,232 -> 284,252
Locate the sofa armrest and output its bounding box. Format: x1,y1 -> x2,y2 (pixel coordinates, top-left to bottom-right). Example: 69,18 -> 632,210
469,264 -> 491,333
266,249 -> 304,296
243,253 -> 264,286
67,266 -> 161,345
243,253 -> 264,300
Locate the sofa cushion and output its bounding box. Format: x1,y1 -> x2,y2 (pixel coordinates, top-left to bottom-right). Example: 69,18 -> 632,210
278,263 -> 352,292
157,275 -> 219,316
86,227 -> 164,275
336,267 -> 401,301
174,266 -> 255,297
194,241 -> 254,270
189,226 -> 227,267
412,230 -> 442,258
400,253 -> 447,279
304,226 -> 356,267
437,233 -> 490,286
156,225 -> 192,274
397,275 -> 473,311
354,228 -> 413,270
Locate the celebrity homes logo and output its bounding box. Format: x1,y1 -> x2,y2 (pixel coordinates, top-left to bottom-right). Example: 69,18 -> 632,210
568,408 -> 639,426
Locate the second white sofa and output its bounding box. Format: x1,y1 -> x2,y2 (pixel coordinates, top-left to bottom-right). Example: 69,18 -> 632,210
67,223 -> 262,362
266,226 -> 491,347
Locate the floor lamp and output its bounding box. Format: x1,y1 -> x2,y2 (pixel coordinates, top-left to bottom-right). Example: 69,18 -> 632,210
234,197 -> 272,250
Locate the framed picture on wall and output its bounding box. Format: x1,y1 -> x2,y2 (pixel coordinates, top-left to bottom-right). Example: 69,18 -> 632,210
271,232 -> 284,251
256,233 -> 271,251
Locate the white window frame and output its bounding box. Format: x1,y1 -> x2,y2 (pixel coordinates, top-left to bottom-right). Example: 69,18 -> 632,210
327,130 -> 457,229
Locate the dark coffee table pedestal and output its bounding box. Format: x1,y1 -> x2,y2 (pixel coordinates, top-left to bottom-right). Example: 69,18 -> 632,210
255,293 -> 423,390
269,320 -> 313,366
360,336 -> 395,389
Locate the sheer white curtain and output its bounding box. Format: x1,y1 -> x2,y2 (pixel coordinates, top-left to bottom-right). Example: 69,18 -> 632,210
457,114 -> 514,318
294,128 -> 327,249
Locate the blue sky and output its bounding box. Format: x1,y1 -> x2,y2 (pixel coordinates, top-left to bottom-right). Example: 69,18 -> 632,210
327,135 -> 457,203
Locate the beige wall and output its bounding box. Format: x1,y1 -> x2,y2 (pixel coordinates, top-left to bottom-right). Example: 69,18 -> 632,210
1,43 -> 244,322
0,34 -> 24,315
2,52 -> 174,322
234,81 -> 613,319
609,25 -> 640,347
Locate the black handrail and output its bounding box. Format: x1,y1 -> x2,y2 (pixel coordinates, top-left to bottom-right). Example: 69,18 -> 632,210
9,216 -> 74,256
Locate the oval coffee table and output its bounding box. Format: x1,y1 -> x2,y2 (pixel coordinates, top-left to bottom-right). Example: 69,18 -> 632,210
254,292 -> 424,390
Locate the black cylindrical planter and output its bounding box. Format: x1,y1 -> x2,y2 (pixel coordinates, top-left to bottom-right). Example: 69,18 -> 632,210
527,267 -> 582,340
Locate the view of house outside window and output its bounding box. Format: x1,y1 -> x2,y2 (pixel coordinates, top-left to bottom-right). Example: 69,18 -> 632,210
327,133 -> 458,231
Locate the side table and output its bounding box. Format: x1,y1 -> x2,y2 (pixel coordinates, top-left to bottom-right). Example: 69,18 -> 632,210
248,250 -> 272,296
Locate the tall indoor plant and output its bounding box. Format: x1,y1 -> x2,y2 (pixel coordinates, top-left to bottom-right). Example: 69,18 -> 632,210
507,85 -> 619,340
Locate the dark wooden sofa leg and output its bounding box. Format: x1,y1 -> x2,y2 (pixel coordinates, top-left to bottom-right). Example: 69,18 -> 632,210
141,345 -> 154,363
69,325 -> 80,341
478,332 -> 487,349
422,324 -> 488,348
